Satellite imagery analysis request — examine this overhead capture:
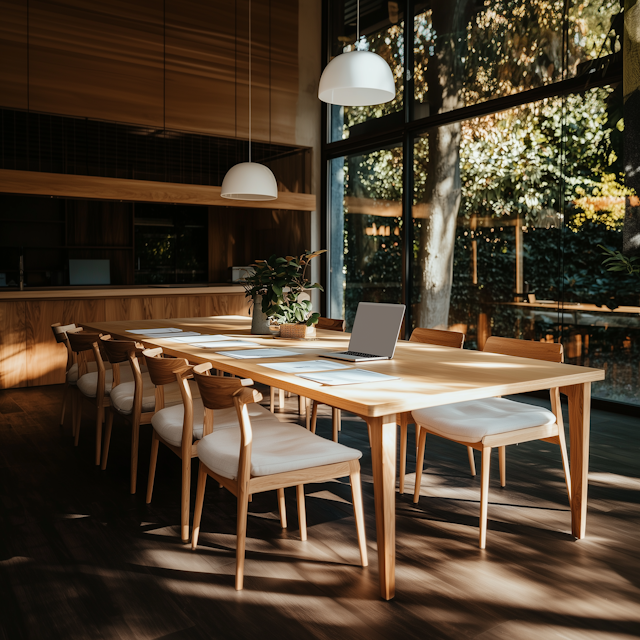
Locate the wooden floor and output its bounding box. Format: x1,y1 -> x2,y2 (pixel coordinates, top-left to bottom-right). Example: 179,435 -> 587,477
1,385 -> 639,640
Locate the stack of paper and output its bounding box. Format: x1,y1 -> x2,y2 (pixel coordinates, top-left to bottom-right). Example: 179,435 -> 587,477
261,360 -> 350,373
127,328 -> 183,334
296,369 -> 400,386
192,340 -> 258,349
218,348 -> 302,359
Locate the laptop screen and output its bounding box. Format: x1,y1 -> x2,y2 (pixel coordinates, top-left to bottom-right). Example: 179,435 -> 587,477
348,302 -> 406,357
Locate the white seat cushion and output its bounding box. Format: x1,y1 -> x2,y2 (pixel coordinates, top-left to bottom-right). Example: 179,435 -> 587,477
412,397 -> 557,444
77,363 -> 142,398
197,419 -> 362,480
151,400 -> 274,448
110,378 -> 201,416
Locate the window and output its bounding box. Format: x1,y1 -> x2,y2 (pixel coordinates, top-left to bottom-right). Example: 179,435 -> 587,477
324,1 -> 637,405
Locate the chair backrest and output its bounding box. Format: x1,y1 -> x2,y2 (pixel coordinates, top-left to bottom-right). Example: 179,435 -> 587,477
51,322 -> 77,343
101,336 -> 144,392
143,348 -> 197,450
192,363 -> 257,411
193,363 -> 263,483
51,323 -> 79,371
67,331 -> 105,380
316,317 -> 346,332
410,327 -> 465,349
483,336 -> 563,363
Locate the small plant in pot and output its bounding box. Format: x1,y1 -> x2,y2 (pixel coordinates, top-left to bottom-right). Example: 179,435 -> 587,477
243,250 -> 326,338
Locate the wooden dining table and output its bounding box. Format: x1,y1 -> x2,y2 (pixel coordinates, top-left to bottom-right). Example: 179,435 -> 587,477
81,315 -> 605,600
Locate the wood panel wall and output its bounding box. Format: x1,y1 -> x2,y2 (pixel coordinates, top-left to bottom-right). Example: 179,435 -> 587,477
0,292 -> 250,388
207,206 -> 311,282
0,0 -> 300,144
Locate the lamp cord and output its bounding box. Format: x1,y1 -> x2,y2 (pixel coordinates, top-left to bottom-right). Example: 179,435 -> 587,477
356,0 -> 360,45
248,0 -> 252,163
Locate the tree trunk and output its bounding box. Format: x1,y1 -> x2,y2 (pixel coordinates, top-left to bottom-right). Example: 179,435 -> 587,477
415,3 -> 469,329
416,123 -> 462,328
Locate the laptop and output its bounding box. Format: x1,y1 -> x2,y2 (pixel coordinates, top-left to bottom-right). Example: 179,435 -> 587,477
320,302 -> 406,362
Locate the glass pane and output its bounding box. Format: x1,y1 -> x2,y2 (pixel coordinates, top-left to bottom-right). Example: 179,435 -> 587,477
412,97 -> 564,344
412,84 -> 638,404
134,203 -> 208,285
413,1 -> 622,117
560,86 -> 638,405
329,146 -> 404,329
328,0 -> 404,141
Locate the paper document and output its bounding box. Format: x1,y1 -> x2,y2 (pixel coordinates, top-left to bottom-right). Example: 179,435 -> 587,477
169,334 -> 243,343
218,348 -> 302,359
134,332 -> 198,338
192,340 -> 258,349
160,332 -> 206,340
296,369 -> 400,386
127,328 -> 183,334
261,360 -> 351,374
160,334 -> 209,343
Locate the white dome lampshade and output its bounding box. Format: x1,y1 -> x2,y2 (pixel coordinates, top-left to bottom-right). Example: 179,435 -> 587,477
220,162 -> 278,201
318,50 -> 395,107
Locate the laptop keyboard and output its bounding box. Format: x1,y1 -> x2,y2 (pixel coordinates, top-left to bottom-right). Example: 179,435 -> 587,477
340,350 -> 380,358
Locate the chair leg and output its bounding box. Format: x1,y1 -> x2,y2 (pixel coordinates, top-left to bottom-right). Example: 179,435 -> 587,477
181,455 -> 191,543
556,428 -> 572,505
479,446 -> 492,549
278,388 -> 285,411
70,389 -> 76,437
130,418 -> 140,494
191,463 -> 208,550
349,461 -> 368,567
499,446 -> 506,487
60,384 -> 70,428
296,485 -> 307,541
305,397 -> 312,430
298,395 -> 305,416
101,409 -> 114,470
146,431 -> 160,504
310,401 -> 319,434
73,392 -> 81,444
95,405 -> 104,465
398,420 -> 408,494
467,446 -> 476,476
332,408 -> 340,442
413,426 -> 428,504
277,487 -> 287,528
270,387 -> 275,413
236,487 -> 250,591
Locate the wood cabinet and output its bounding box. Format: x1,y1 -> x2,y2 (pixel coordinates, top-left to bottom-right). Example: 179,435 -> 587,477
0,287 -> 250,388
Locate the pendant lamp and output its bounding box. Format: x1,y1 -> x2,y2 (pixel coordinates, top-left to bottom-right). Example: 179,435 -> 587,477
221,0 -> 278,201
318,0 -> 395,107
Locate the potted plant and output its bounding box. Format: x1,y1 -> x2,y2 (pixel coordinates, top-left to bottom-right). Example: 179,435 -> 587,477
244,250 -> 326,337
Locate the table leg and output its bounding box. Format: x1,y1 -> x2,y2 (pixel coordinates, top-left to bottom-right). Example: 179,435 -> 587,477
367,414 -> 397,600
565,382 -> 591,539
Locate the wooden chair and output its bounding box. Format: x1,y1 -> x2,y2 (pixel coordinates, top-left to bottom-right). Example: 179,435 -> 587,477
100,337 -> 158,493
307,317 -> 347,441
144,349 -> 274,542
397,327 -> 466,494
190,362 -> 368,590
70,331 -> 145,465
67,331 -> 110,465
412,336 -> 571,549
51,322 -> 79,429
